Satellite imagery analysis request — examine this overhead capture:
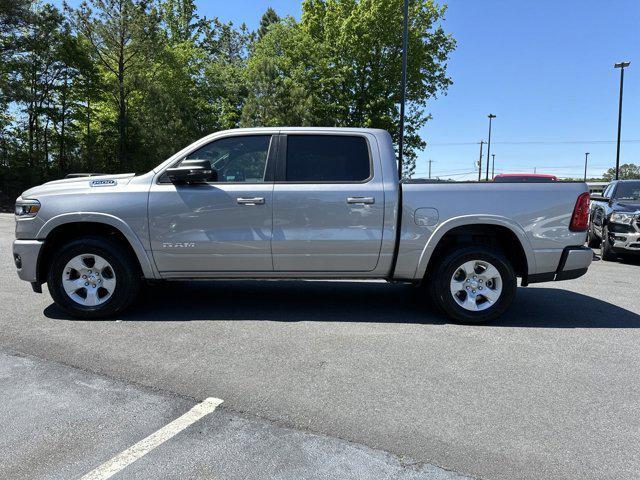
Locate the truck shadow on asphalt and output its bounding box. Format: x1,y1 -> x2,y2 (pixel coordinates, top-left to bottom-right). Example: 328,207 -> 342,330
44,280 -> 640,328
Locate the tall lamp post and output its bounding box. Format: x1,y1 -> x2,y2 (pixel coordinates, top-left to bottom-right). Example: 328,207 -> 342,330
397,0 -> 410,180
584,152 -> 590,182
477,140 -> 484,181
491,154 -> 495,179
485,114 -> 496,181
614,61 -> 630,180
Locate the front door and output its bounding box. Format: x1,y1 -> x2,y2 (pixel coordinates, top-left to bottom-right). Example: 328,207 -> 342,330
149,134 -> 275,273
272,134 -> 384,272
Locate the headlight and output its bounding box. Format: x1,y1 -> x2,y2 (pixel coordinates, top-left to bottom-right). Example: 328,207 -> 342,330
610,212 -> 635,225
15,199 -> 41,217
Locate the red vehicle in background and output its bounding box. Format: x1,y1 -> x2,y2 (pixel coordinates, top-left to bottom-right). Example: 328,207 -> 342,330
493,173 -> 559,183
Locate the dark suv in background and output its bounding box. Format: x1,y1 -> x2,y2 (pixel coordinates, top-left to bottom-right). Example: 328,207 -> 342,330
588,180 -> 640,260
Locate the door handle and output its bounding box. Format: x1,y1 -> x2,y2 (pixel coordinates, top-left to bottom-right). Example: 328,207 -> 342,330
346,196 -> 375,205
237,197 -> 265,205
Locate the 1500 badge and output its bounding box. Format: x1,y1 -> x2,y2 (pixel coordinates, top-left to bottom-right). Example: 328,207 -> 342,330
162,242 -> 196,248
90,179 -> 117,187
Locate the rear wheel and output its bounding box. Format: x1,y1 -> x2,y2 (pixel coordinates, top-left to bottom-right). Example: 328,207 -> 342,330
47,236 -> 140,318
428,246 -> 517,323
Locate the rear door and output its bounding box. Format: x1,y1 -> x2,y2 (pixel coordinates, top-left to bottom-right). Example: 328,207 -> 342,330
272,133 -> 384,272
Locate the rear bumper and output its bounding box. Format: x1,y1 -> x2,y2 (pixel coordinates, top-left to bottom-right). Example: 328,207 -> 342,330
526,246 -> 592,285
12,239 -> 44,283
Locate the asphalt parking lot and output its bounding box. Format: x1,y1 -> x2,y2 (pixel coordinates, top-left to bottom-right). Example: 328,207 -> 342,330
1,212 -> 640,480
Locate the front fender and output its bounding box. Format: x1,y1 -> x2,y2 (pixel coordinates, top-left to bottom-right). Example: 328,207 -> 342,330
37,212 -> 158,279
413,215 -> 536,280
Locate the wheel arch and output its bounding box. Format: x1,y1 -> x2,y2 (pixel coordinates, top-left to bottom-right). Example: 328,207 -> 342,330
36,213 -> 157,283
415,216 -> 534,282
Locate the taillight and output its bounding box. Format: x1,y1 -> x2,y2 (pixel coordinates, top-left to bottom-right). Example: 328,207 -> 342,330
569,192 -> 590,232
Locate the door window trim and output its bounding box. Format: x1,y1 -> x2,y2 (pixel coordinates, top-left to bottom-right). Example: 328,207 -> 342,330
157,134 -> 278,185
274,133 -> 374,184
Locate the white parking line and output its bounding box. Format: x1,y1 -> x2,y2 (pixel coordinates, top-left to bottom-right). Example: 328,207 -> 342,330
80,397 -> 223,480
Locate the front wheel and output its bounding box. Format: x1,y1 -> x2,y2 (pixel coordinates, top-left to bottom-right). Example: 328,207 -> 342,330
47,236 -> 140,319
601,226 -> 617,261
587,227 -> 600,248
428,246 -> 517,323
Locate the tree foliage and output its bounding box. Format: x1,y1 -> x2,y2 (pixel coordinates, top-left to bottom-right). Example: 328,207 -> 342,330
603,164 -> 640,181
0,0 -> 455,203
243,0 -> 455,177
257,7 -> 280,40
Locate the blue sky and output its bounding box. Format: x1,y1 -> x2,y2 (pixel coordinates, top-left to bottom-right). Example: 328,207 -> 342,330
58,0 -> 639,179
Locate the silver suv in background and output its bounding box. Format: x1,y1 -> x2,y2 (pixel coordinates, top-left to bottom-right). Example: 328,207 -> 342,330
13,128 -> 593,323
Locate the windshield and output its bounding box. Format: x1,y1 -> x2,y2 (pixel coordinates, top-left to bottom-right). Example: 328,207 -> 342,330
614,182 -> 640,201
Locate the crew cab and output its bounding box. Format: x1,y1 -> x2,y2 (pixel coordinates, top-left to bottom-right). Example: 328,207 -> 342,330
13,128 -> 593,323
588,179 -> 640,260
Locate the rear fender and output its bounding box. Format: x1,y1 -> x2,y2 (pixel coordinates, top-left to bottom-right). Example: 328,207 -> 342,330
414,215 -> 536,280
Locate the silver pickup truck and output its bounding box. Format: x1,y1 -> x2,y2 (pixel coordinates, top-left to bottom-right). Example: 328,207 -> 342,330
13,128 -> 593,322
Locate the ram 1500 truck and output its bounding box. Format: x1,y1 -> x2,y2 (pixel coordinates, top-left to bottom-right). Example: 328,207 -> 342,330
588,179 -> 640,260
13,128 -> 593,322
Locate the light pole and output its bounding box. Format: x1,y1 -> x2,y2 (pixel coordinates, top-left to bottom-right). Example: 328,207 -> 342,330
397,0 -> 409,180
477,140 -> 484,181
614,61 -> 630,180
491,154 -> 496,179
584,152 -> 589,181
485,114 -> 496,181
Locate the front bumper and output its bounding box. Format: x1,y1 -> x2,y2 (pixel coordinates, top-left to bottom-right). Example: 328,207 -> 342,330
13,239 -> 44,283
610,231 -> 640,254
526,246 -> 592,285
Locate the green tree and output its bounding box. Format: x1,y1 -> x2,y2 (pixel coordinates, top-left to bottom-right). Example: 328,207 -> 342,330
241,19 -> 316,127
130,0 -> 208,164
257,7 -> 280,40
242,0 -> 455,178
161,0 -> 203,43
202,19 -> 254,130
9,4 -> 70,181
0,0 -> 457,204
603,164 -> 640,181
0,0 -> 31,188
73,0 -> 160,171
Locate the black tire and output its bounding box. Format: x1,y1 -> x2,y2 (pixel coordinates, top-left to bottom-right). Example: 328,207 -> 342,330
47,236 -> 140,319
587,227 -> 600,248
600,226 -> 617,261
428,246 -> 517,324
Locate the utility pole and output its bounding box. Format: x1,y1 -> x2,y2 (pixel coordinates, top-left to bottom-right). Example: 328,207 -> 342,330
428,159 -> 434,179
614,61 -> 630,180
491,154 -> 495,179
584,152 -> 590,181
397,0 -> 410,180
477,140 -> 484,181
485,114 -> 496,181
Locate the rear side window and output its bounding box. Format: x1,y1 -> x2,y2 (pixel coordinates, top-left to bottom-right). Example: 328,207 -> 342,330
285,135 -> 371,182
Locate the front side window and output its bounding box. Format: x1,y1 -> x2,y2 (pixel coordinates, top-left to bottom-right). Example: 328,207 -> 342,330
178,135 -> 271,183
285,135 -> 371,182
603,183 -> 614,198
